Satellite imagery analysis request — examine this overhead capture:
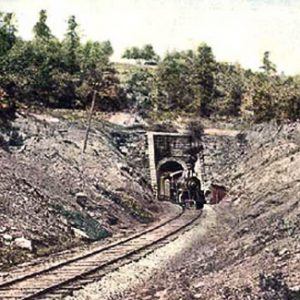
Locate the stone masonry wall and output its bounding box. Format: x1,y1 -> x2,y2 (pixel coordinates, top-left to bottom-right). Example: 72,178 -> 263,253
111,129 -> 245,193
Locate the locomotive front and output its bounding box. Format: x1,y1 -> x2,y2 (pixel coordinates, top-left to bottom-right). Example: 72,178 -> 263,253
175,169 -> 206,209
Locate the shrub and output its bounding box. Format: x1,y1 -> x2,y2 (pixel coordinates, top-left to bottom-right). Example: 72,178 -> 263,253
149,120 -> 177,133
186,119 -> 204,140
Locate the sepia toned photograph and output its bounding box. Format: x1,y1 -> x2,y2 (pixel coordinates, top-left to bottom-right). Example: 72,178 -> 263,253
0,1 -> 299,299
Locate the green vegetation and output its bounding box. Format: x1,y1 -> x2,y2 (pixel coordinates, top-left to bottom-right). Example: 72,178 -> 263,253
98,188 -> 154,224
122,196 -> 154,224
0,10 -> 300,123
122,46 -> 300,123
0,10 -> 124,111
53,204 -> 111,241
122,44 -> 159,62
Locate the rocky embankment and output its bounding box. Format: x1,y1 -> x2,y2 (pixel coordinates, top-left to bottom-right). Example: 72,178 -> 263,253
188,122 -> 300,299
0,112 -> 161,269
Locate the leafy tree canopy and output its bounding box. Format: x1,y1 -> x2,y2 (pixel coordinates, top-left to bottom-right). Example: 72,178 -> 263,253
122,44 -> 159,62
260,51 -> 277,76
0,12 -> 17,56
33,10 -> 53,41
0,10 -> 125,111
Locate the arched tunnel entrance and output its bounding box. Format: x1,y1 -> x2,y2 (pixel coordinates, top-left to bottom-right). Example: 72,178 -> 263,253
157,160 -> 185,201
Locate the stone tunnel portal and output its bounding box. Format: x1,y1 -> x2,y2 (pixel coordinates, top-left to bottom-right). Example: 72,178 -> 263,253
147,131 -> 204,200
157,160 -> 185,201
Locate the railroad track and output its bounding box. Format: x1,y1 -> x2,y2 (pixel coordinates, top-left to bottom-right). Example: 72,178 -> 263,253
0,209 -> 202,300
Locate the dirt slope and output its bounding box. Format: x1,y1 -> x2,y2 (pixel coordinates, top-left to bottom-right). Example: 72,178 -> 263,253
0,112 -> 160,269
192,122 -> 300,299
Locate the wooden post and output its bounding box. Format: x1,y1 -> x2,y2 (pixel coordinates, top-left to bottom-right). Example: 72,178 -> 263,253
82,90 -> 97,153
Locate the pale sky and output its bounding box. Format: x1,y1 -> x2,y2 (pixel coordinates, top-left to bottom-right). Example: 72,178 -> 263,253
1,0 -> 300,75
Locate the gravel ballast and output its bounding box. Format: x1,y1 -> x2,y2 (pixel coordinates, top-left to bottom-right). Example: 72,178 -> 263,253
65,205 -> 216,300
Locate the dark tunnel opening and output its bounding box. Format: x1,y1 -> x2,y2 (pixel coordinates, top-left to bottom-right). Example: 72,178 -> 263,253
157,160 -> 184,200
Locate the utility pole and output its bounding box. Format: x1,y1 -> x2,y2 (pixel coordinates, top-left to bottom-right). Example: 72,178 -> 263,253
82,90 -> 97,153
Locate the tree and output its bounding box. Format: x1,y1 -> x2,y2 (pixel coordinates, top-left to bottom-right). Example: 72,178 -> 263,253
191,43 -> 217,116
81,40 -> 113,71
155,51 -> 193,112
0,12 -> 17,56
33,10 -> 52,41
261,51 -> 277,76
101,40 -> 113,57
125,69 -> 156,115
31,10 -> 67,106
273,77 -> 300,121
140,44 -> 159,61
122,46 -> 140,60
63,15 -> 81,74
122,44 -> 159,62
252,80 -> 276,122
213,62 -> 244,116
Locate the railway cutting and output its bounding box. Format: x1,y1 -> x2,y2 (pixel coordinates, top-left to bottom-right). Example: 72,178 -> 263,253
0,210 -> 201,300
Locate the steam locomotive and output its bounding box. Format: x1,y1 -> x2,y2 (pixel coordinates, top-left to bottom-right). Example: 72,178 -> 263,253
175,172 -> 206,209
161,169 -> 205,209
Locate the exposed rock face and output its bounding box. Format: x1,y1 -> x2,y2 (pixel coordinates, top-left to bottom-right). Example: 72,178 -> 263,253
75,192 -> 89,208
2,234 -> 12,242
13,238 -> 32,252
201,131 -> 245,188
71,227 -> 90,240
111,129 -> 150,184
0,227 -> 7,234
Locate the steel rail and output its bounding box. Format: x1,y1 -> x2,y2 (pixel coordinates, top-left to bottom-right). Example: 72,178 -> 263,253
0,209 -> 202,300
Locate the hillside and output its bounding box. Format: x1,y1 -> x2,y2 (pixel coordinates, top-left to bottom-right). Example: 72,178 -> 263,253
0,111 -> 162,269
193,121 -> 300,299
1,110 -> 299,299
